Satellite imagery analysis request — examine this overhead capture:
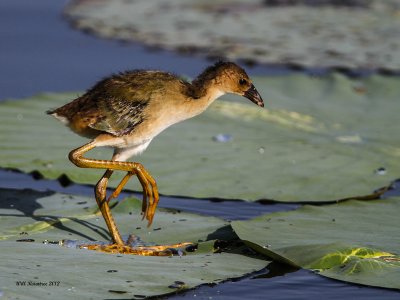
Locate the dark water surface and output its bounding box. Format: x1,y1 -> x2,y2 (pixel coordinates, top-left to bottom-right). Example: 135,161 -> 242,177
1,1 -> 399,299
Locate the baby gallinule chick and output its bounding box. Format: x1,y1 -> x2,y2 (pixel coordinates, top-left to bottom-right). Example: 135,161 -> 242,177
48,61 -> 264,253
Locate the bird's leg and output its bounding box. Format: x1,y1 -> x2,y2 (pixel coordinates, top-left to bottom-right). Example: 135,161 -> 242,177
105,171 -> 152,222
94,169 -> 124,245
95,169 -> 113,201
89,169 -> 189,254
68,140 -> 161,247
106,171 -> 134,203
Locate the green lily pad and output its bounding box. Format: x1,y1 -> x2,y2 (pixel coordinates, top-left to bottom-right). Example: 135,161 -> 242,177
0,188 -> 268,299
1,73 -> 399,202
231,197 -> 400,289
65,0 -> 400,70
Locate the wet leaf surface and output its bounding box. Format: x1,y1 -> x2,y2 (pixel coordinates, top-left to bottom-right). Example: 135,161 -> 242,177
0,188 -> 268,299
232,196 -> 400,289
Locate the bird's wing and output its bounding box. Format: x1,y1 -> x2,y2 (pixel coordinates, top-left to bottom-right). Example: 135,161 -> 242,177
85,77 -> 156,136
85,71 -> 179,136
90,96 -> 149,136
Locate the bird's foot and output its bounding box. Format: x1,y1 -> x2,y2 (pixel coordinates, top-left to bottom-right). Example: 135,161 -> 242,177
79,242 -> 194,256
135,166 -> 159,227
75,234 -> 195,256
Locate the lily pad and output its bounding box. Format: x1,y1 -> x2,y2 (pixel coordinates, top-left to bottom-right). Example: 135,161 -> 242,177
0,188 -> 268,299
231,197 -> 400,289
65,0 -> 400,70
0,73 -> 399,202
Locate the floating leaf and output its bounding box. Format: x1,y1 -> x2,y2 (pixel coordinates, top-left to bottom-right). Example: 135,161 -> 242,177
231,197 -> 400,289
0,188 -> 268,298
65,0 -> 400,70
0,74 -> 399,202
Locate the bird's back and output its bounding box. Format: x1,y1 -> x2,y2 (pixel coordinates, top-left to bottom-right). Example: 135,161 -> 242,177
48,70 -> 190,138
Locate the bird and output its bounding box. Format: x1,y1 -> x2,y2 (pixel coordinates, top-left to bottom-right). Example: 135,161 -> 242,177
47,61 -> 264,253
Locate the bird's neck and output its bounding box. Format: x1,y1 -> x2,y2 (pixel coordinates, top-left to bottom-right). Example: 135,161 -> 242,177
187,75 -> 225,115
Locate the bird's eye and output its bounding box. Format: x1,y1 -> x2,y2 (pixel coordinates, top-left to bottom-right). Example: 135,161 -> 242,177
239,78 -> 247,85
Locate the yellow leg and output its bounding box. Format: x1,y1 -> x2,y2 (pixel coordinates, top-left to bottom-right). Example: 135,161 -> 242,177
106,171 -> 133,203
69,141 -> 159,246
94,169 -> 124,245
104,171 -> 152,222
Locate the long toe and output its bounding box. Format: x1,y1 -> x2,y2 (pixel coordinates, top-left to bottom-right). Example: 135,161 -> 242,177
79,242 -> 195,256
146,189 -> 159,226
136,171 -> 151,220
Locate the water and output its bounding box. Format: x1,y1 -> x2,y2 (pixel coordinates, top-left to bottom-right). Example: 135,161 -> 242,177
1,1 -> 399,299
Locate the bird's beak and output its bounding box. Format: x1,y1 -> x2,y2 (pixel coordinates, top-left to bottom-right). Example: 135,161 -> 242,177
244,84 -> 264,107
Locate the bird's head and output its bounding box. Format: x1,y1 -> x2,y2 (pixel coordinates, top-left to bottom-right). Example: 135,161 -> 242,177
211,62 -> 264,108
